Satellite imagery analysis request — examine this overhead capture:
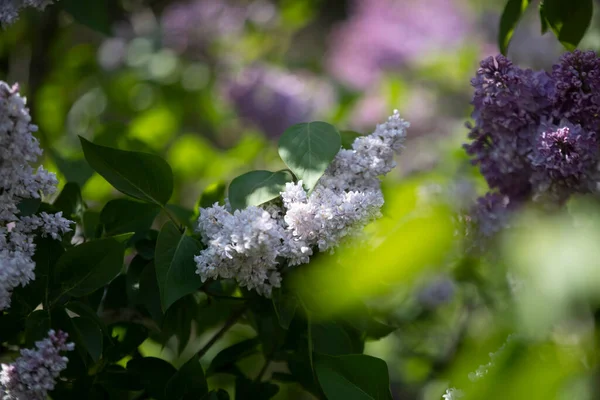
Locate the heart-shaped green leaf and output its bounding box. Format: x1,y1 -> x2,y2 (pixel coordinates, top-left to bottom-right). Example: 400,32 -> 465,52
278,122 -> 341,191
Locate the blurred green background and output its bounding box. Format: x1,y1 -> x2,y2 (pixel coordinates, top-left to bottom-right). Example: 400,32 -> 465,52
4,0 -> 600,398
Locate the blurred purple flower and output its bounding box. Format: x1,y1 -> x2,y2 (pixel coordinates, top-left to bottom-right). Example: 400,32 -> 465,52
224,66 -> 335,138
326,0 -> 471,89
417,277 -> 456,309
161,0 -> 276,59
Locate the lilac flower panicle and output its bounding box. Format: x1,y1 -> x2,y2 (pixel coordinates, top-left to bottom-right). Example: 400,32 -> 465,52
0,82 -> 72,310
195,111 -> 408,296
465,51 -> 600,238
0,330 -> 74,400
530,121 -> 599,201
0,0 -> 56,27
552,50 -> 600,132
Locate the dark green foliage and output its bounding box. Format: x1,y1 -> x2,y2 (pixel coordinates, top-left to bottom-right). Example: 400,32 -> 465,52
498,0 -> 531,55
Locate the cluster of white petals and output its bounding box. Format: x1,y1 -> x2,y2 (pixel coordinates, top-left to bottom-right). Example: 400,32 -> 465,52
0,330 -> 74,399
0,82 -> 72,310
195,111 -> 408,297
0,0 -> 56,27
442,388 -> 464,400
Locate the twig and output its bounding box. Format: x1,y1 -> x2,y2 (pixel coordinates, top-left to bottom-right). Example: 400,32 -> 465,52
197,305 -> 248,359
254,349 -> 275,383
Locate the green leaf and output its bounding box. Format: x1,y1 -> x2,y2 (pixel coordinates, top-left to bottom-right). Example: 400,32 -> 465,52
54,238 -> 125,298
272,288 -> 298,330
127,255 -> 149,305
25,310 -> 51,347
79,136 -> 174,206
53,153 -> 94,187
83,211 -> 102,240
139,262 -> 164,324
155,222 -> 204,311
65,301 -> 111,340
340,130 -> 364,150
235,377 -> 279,400
278,122 -> 341,191
311,322 -> 356,356
228,170 -> 294,211
53,182 -> 83,218
201,390 -> 230,400
61,0 -> 111,35
100,198 -> 160,236
17,197 -> 41,217
544,0 -> 593,50
127,357 -> 177,400
166,204 -> 195,229
72,317 -> 103,362
200,181 -> 226,208
160,296 -> 198,355
498,0 -> 531,55
539,1 -> 549,34
165,355 -> 208,399
104,323 -> 148,363
207,338 -> 260,376
315,354 -> 393,400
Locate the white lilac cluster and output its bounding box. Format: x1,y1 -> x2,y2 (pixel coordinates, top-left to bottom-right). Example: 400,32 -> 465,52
0,82 -> 72,310
0,0 -> 56,27
194,111 -> 409,296
0,330 -> 74,399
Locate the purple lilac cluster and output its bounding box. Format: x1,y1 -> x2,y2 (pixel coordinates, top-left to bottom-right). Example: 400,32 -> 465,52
0,330 -> 74,399
465,51 -> 600,235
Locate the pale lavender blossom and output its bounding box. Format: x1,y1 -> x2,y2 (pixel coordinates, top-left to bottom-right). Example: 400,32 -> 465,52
326,0 -> 470,89
0,0 -> 56,27
0,330 -> 74,400
194,111 -> 409,296
0,82 -> 72,310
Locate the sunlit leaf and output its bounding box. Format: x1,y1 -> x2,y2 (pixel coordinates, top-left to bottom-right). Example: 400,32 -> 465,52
79,137 -> 173,206
498,0 -> 531,55
278,122 -> 341,191
228,170 -> 294,211
544,0 -> 593,50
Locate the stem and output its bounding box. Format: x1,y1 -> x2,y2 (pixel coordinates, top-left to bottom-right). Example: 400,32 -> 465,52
161,206 -> 184,232
197,305 -> 248,359
254,350 -> 274,383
